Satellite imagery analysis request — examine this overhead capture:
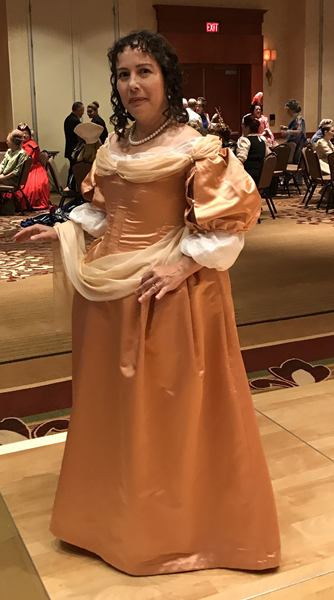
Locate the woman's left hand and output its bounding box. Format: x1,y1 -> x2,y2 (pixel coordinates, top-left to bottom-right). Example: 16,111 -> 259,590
136,256 -> 201,302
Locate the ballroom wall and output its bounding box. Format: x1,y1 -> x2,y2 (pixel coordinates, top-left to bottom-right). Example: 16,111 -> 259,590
5,0 -> 116,181
2,0 -> 332,180
0,0 -> 14,141
125,0 -> 321,133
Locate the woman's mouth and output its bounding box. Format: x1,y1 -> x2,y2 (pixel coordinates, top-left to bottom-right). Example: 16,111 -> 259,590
129,98 -> 147,105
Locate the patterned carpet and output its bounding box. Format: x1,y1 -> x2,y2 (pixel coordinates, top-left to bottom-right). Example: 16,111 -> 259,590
0,192 -> 334,283
1,191 -> 334,444
1,351 -> 333,445
271,195 -> 334,225
0,216 -> 53,282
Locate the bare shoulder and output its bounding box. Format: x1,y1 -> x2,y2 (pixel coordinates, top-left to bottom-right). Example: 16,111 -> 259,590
107,129 -> 135,154
105,132 -> 120,152
104,123 -> 201,155
165,123 -> 202,144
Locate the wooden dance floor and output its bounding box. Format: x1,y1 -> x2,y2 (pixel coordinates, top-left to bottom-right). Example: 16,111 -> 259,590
0,380 -> 334,599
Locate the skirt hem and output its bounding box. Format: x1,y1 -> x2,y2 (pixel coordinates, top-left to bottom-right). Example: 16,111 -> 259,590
50,525 -> 281,576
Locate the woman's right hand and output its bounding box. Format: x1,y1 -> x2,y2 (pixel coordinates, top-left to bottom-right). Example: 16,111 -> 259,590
13,224 -> 59,243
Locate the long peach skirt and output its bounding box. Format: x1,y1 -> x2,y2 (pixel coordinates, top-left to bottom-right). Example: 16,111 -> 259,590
50,267 -> 280,575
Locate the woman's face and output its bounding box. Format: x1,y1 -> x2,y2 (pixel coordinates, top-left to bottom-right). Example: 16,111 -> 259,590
116,47 -> 168,123
324,127 -> 334,141
195,104 -> 203,115
253,105 -> 261,118
21,130 -> 31,143
87,107 -> 97,119
286,108 -> 294,118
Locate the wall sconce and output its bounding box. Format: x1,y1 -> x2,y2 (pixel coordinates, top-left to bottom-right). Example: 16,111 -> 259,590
263,49 -> 277,87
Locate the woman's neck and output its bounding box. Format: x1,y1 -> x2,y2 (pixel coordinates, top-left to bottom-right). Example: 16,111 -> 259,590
132,114 -> 169,141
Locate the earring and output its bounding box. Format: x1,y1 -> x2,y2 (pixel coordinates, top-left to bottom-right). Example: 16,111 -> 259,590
167,93 -> 171,100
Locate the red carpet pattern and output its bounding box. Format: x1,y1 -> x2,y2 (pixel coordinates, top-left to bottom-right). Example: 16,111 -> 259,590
0,356 -> 333,445
249,358 -> 333,394
265,195 -> 334,225
0,216 -> 94,282
0,216 -> 53,282
1,195 -> 334,282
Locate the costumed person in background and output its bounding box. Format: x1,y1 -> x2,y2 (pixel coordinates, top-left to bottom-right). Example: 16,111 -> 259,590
237,113 -> 270,185
310,118 -> 333,147
73,122 -> 103,164
66,122 -> 103,192
195,96 -> 210,130
211,108 -> 237,153
0,130 -> 27,215
87,101 -> 109,144
14,30 -> 280,576
280,99 -> 307,163
17,123 -> 50,210
64,101 -> 85,184
186,98 -> 206,134
250,97 -> 277,147
314,123 -> 334,174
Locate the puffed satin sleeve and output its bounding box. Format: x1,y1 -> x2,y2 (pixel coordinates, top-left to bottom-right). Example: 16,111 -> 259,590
81,160 -> 106,212
70,160 -> 108,237
182,147 -> 261,270
184,147 -> 261,234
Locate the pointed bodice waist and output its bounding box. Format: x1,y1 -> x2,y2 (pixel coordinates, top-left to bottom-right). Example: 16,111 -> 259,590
86,171 -> 188,262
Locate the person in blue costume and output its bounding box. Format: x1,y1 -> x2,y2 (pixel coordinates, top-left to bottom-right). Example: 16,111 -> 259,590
195,97 -> 210,130
310,118 -> 333,147
280,99 -> 307,164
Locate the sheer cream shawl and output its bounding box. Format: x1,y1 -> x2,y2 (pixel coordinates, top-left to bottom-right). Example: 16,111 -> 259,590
96,134 -> 221,181
54,135 -> 222,302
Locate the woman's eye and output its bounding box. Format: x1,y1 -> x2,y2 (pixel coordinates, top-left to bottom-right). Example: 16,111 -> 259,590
118,72 -> 128,79
140,68 -> 151,74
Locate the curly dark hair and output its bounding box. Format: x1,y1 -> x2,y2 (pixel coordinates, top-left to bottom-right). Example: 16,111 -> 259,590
243,114 -> 260,133
107,30 -> 188,140
250,101 -> 263,113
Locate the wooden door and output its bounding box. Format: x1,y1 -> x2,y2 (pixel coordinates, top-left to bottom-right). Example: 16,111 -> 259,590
181,65 -> 204,102
181,63 -> 251,136
205,65 -> 240,134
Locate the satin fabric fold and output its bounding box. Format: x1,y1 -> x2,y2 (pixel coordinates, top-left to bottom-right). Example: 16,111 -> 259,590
54,220 -> 188,301
185,148 -> 261,234
95,134 -> 222,181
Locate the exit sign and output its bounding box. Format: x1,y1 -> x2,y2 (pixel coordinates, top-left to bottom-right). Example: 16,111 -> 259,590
206,22 -> 219,32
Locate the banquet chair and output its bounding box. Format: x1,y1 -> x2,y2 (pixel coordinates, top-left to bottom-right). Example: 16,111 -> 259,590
318,151 -> 334,212
286,151 -> 306,195
257,153 -> 278,220
302,147 -> 330,207
301,148 -> 313,203
48,157 -> 81,208
72,162 -> 92,192
39,150 -> 49,169
286,141 -> 297,164
273,144 -> 291,196
0,156 -> 33,212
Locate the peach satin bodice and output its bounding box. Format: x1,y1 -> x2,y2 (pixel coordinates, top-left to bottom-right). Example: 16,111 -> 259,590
85,170 -> 187,262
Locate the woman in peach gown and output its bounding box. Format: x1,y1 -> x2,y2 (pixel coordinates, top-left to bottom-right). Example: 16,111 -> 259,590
15,31 -> 280,576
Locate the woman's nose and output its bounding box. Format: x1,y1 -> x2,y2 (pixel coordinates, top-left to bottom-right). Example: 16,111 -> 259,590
128,74 -> 140,90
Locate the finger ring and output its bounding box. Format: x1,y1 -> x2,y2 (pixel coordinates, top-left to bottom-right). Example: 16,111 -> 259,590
152,283 -> 158,292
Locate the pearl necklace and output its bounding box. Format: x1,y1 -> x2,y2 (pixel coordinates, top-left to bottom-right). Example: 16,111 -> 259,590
128,117 -> 173,146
